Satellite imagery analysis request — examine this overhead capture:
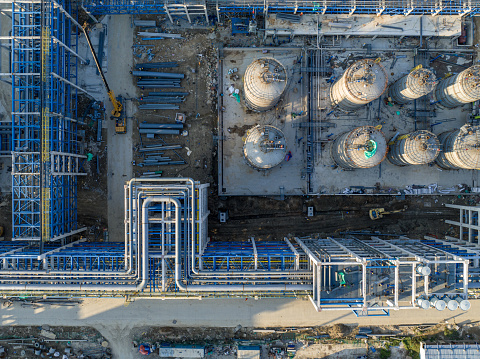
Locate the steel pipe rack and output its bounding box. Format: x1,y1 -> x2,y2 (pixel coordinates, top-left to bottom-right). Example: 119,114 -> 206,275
298,236 -> 472,313
82,0 -> 480,18
0,178 -> 478,315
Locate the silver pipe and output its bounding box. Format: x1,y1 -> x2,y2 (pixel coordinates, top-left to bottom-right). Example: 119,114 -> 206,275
0,199 -> 149,290
191,279 -> 310,283
175,216 -> 312,292
189,272 -> 312,276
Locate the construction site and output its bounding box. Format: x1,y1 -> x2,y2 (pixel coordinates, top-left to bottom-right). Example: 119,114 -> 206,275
2,0 -> 480,358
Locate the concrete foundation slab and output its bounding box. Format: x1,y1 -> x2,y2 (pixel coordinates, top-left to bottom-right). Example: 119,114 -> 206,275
265,14 -> 461,38
218,39 -> 479,196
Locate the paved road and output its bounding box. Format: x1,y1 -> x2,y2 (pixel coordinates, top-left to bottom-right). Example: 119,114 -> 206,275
2,296 -> 479,358
106,15 -> 134,242
2,297 -> 477,328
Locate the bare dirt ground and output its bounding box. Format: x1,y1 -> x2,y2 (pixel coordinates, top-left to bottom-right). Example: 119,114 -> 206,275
76,93 -> 108,241
209,194 -> 467,241
0,324 -> 109,358
130,24 -> 217,184
100,322 -> 480,358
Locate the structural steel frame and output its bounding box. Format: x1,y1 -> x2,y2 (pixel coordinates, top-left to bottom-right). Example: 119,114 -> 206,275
10,0 -> 87,243
445,203 -> 480,245
82,0 -> 480,17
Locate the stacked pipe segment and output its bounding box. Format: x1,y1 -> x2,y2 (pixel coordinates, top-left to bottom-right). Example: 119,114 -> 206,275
435,125 -> 480,169
433,65 -> 480,108
330,59 -> 387,111
332,126 -> 387,169
131,70 -> 184,79
388,67 -> 436,104
387,130 -> 440,166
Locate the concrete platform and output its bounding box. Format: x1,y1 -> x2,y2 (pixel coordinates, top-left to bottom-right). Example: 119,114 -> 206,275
218,48 -> 306,196
265,14 -> 462,38
218,40 -> 480,196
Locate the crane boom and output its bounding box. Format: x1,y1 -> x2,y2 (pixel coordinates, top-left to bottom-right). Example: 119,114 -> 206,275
82,22 -> 122,118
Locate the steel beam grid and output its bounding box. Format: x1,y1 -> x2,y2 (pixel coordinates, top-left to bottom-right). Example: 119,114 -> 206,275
445,204 -> 480,245
391,238 -> 457,261
298,237 -> 468,313
255,241 -> 297,271
201,241 -> 256,271
200,241 -> 298,271
82,0 -> 480,16
0,242 -> 125,272
2,243 -> 59,271
300,237 -> 359,263
12,0 -> 81,242
48,244 -> 126,271
422,237 -> 480,260
12,152 -> 41,239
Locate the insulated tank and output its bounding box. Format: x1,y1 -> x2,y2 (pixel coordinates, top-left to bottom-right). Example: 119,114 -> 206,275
388,67 -> 436,104
435,125 -> 480,170
331,126 -> 387,169
243,125 -> 287,169
330,59 -> 388,111
387,130 -> 440,166
243,58 -> 287,112
433,65 -> 480,108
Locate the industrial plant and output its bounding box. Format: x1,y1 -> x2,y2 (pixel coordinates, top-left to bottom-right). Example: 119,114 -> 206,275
1,0 -> 480,335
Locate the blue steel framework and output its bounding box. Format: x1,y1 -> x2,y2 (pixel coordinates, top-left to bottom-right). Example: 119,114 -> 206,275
82,0 -> 480,17
11,0 -> 87,242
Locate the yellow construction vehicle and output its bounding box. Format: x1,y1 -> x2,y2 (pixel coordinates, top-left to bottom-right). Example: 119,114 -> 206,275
82,23 -> 124,121
369,206 -> 406,220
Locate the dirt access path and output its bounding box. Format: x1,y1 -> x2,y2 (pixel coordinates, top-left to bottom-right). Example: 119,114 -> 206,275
209,194 -> 468,241
105,15 -> 135,242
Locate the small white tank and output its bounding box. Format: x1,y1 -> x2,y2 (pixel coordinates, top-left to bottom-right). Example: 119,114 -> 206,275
416,264 -> 431,276
429,296 -> 446,311
243,125 -> 287,170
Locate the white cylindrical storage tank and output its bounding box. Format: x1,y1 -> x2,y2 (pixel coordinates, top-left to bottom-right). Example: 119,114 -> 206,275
429,296 -> 446,311
416,297 -> 430,310
243,58 -> 287,112
330,59 -> 388,111
444,296 -> 459,311
331,126 -> 387,169
416,264 -> 432,276
387,130 -> 440,166
243,125 -> 287,170
388,67 -> 436,104
435,125 -> 480,170
433,65 -> 480,108
455,295 -> 471,311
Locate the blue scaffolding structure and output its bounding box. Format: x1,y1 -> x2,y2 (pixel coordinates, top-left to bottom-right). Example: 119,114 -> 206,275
11,0 -> 87,243
82,0 -> 480,17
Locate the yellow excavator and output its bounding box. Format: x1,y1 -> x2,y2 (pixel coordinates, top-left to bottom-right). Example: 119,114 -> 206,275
82,23 -> 126,133
369,206 -> 406,220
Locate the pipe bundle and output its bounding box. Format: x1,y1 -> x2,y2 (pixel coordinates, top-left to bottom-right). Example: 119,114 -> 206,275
132,69 -> 185,90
